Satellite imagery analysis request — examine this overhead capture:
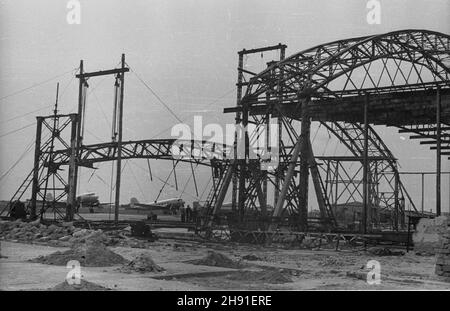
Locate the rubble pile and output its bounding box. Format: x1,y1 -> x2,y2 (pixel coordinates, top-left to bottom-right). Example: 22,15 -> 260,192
30,239 -> 128,267
242,254 -> 261,261
49,279 -> 112,291
413,216 -> 450,255
0,220 -> 146,248
435,229 -> 450,281
0,220 -> 77,245
120,253 -> 165,273
367,247 -> 404,256
188,251 -> 244,269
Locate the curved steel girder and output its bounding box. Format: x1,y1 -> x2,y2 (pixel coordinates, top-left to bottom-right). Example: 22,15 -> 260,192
50,139 -> 233,167
321,122 -> 395,161
244,30 -> 450,100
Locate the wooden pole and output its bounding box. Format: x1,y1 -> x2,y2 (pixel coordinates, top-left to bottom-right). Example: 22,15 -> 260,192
73,60 -> 84,215
31,117 -> 43,219
436,86 -> 441,216
114,54 -> 125,223
362,93 -> 369,234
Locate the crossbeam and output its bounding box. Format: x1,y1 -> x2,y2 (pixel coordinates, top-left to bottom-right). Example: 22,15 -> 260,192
75,68 -> 129,79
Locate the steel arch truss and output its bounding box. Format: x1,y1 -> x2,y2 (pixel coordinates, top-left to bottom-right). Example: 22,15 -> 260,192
243,30 -> 450,101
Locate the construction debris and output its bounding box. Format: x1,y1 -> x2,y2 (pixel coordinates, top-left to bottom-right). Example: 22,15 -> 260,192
120,253 -> 165,273
367,247 -> 405,256
435,229 -> 450,281
413,216 -> 450,255
30,241 -> 128,267
49,279 -> 112,291
188,251 -> 243,269
0,220 -> 147,248
242,254 -> 261,261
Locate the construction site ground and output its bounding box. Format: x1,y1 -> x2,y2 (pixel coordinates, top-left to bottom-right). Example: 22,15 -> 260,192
2,228 -> 450,290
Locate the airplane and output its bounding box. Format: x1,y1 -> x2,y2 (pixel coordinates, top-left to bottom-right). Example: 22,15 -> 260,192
76,192 -> 100,208
126,197 -> 185,214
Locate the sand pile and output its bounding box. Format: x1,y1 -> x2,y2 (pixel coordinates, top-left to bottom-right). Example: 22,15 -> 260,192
120,253 -> 165,273
188,251 -> 243,269
30,241 -> 128,267
49,279 -> 111,291
227,269 -> 292,284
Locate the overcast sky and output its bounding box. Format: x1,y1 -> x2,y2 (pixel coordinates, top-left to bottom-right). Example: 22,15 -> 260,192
0,0 -> 449,212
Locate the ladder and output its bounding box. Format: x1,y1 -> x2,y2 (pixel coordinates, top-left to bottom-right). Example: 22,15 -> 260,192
202,162 -> 233,225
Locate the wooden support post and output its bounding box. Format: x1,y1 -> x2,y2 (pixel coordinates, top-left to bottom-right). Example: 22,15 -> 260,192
30,117 -> 43,220
232,53 -> 244,212
308,139 -> 329,224
73,60 -> 84,215
207,161 -> 235,228
394,171 -> 399,231
114,54 -> 125,223
274,46 -> 286,209
362,94 -> 369,234
66,114 -> 78,221
436,86 -> 441,216
421,173 -> 425,214
271,135 -> 302,221
298,96 -> 311,231
238,101 -> 249,220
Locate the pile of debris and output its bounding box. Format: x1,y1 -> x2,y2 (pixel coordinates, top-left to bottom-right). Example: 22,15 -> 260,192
188,251 -> 243,269
120,253 -> 165,273
49,279 -> 112,291
435,229 -> 450,281
30,239 -> 128,267
367,247 -> 404,256
0,220 -> 76,244
0,220 -> 142,247
242,254 -> 261,261
413,216 -> 450,255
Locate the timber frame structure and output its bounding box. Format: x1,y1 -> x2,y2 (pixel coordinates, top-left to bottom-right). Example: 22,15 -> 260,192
2,29 -> 450,237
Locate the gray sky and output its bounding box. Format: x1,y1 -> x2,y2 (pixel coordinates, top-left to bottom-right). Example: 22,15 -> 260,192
0,0 -> 449,211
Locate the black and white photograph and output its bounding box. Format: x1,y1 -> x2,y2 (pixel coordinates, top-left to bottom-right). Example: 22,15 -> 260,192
0,0 -> 449,296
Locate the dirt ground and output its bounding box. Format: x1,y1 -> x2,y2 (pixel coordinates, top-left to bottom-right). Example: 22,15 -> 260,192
1,236 -> 450,290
